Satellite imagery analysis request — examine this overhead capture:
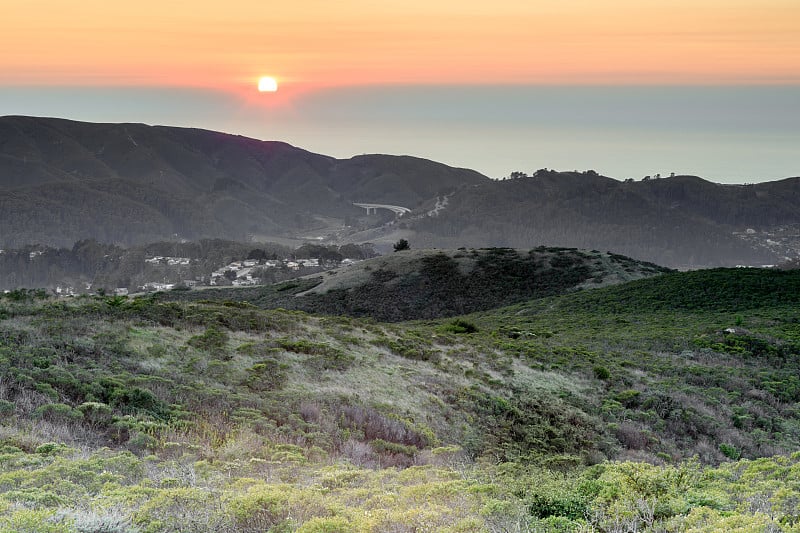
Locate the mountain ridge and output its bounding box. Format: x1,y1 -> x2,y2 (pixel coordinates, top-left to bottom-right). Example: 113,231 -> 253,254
404,170 -> 800,267
0,115 -> 488,247
2,116 -> 799,268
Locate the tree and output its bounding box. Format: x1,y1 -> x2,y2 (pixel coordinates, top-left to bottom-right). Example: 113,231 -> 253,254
247,249 -> 267,261
393,239 -> 410,252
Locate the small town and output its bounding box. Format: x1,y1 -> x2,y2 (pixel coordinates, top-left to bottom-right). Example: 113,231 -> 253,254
71,255 -> 361,296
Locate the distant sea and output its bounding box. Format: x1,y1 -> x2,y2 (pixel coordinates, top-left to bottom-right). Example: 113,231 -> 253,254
2,85 -> 798,183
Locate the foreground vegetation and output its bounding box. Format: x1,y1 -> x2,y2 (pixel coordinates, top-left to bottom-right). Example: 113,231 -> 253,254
1,266 -> 800,531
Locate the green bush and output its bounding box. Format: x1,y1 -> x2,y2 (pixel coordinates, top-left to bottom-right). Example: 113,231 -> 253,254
244,359 -> 288,391
187,325 -> 229,353
297,516 -> 353,533
528,491 -> 588,521
278,339 -> 355,371
613,389 -> 642,408
110,387 -> 169,419
0,399 -> 14,414
593,366 -> 611,380
369,438 -> 418,457
719,443 -> 741,460
226,484 -> 290,531
33,403 -> 83,423
77,402 -> 114,427
386,338 -> 439,363
0,509 -> 65,533
34,442 -> 67,455
441,319 -> 479,334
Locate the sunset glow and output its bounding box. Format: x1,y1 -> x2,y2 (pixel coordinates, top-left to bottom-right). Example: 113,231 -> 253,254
258,77 -> 278,92
2,0 -> 799,89
2,0 -> 798,182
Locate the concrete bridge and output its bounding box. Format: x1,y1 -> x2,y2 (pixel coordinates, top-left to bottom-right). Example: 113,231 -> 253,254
354,203 -> 411,216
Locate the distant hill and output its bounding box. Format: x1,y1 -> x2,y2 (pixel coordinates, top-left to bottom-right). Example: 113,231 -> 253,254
402,170 -> 800,268
164,247 -> 670,321
0,115 -> 488,247
2,116 -> 799,268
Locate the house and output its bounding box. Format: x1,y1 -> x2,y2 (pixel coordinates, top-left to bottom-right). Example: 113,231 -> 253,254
55,286 -> 77,297
142,282 -> 175,292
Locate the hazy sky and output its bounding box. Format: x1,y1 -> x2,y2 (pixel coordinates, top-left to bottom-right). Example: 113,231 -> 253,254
2,1 -> 799,181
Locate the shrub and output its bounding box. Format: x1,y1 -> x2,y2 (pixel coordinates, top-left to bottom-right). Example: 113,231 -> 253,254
110,387 -> 169,419
244,359 -> 288,391
77,402 -> 114,428
126,431 -> 157,452
719,443 -> 741,460
393,239 -> 410,252
227,485 -> 290,531
278,339 -> 355,371
386,338 -> 439,363
0,509 -> 65,533
0,399 -> 14,414
593,366 -> 611,380
297,516 -> 353,533
33,403 -> 83,423
35,442 -> 67,455
441,319 -> 479,334
370,438 -> 418,457
34,382 -> 60,401
613,389 -> 642,408
71,508 -> 136,533
187,325 -> 229,353
528,491 -> 588,521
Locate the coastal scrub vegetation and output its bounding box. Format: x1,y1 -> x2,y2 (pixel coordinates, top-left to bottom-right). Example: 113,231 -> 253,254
1,266 -> 800,530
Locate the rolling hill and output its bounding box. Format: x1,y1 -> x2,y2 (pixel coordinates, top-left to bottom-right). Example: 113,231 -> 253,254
402,170 -> 800,268
2,116 -> 800,269
1,262 -> 800,530
161,247 -> 671,321
0,115 -> 487,247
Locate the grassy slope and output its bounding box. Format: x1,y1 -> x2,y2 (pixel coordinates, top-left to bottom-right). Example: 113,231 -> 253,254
0,268 -> 799,531
164,247 -> 670,322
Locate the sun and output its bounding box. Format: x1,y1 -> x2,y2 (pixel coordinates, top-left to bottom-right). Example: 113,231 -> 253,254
258,76 -> 278,92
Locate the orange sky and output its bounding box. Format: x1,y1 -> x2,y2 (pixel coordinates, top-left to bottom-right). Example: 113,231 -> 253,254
2,0 -> 799,90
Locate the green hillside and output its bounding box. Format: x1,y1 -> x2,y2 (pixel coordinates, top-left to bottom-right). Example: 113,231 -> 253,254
165,247 -> 670,321
1,267 -> 800,531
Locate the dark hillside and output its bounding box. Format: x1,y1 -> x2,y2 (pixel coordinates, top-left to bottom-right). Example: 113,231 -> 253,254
164,247 -> 670,321
330,154 -> 488,206
407,171 -> 800,267
4,116 -> 800,268
0,116 -> 489,247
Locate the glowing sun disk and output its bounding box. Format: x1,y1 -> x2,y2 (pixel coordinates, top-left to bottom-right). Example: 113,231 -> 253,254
258,76 -> 278,92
